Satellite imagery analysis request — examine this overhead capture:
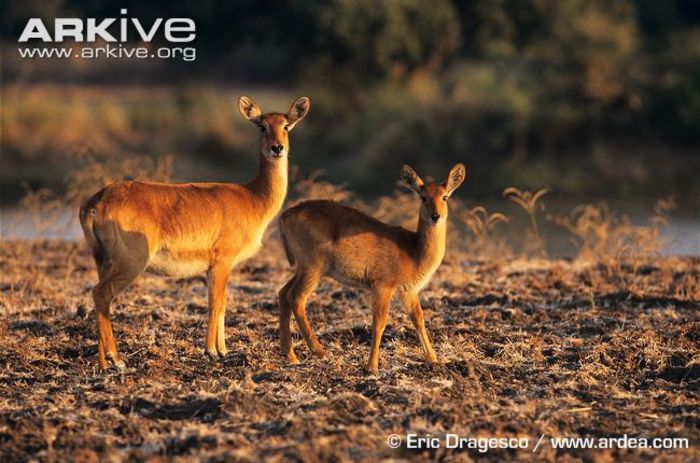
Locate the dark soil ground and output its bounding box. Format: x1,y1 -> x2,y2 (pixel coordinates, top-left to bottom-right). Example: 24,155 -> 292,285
0,240 -> 698,461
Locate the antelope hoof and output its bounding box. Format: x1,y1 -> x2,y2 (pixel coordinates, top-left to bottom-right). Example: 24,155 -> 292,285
106,353 -> 127,372
426,353 -> 438,363
365,364 -> 379,375
311,345 -> 328,358
217,347 -> 228,358
206,349 -> 220,361
287,351 -> 300,365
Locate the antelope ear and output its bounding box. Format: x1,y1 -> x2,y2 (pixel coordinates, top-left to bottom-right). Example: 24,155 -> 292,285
445,163 -> 466,195
238,96 -> 262,124
400,165 -> 424,193
287,97 -> 310,129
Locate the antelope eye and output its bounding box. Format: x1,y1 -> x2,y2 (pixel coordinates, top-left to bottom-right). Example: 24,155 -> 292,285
442,196 -> 448,202
284,124 -> 291,132
421,196 -> 427,203
258,125 -> 266,133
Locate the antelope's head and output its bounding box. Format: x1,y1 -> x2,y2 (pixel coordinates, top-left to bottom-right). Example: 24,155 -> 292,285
238,96 -> 310,162
401,163 -> 466,226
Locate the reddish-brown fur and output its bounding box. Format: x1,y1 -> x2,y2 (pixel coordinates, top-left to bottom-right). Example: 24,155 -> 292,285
79,96 -> 310,370
278,164 -> 466,372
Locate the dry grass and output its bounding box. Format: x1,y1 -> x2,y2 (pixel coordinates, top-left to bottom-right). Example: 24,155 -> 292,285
547,197 -> 678,269
0,239 -> 697,461
458,206 -> 511,259
64,149 -> 175,206
503,187 -> 549,258
1,170 -> 698,460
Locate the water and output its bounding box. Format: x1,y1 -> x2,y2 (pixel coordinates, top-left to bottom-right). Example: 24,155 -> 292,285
1,206 -> 698,256
1,207 -> 83,241
653,219 -> 699,256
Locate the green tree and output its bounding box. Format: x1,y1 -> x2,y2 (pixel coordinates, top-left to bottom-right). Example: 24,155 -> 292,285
314,0 -> 462,79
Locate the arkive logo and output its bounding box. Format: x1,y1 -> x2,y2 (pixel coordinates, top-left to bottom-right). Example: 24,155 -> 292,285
17,9 -> 197,61
19,9 -> 195,43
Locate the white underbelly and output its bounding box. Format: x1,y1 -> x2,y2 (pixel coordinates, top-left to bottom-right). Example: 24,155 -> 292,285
234,240 -> 262,266
146,251 -> 209,277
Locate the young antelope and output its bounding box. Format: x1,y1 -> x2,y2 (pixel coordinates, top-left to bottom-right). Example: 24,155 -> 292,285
278,163 -> 466,372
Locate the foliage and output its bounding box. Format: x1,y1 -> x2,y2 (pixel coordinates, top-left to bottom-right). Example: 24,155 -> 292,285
1,0 -> 700,205
314,0 -> 462,79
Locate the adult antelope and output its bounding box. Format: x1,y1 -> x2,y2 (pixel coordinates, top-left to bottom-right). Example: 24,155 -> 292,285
278,163 -> 466,372
79,96 -> 310,370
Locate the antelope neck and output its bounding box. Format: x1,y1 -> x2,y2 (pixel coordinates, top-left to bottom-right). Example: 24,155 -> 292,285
415,216 -> 447,268
245,152 -> 289,220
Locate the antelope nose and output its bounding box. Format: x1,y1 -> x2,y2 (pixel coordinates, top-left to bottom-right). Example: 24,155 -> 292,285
431,213 -> 441,223
271,144 -> 284,154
